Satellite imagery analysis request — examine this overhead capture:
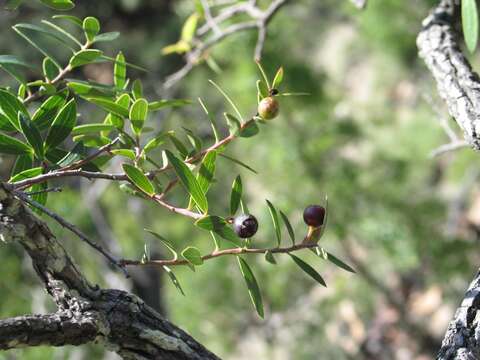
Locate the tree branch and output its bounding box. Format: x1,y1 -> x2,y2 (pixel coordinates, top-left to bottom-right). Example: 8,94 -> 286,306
418,1 -> 480,358
0,184 -> 220,359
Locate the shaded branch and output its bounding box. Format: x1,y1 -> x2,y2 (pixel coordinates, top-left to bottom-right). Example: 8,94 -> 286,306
0,184 -> 219,359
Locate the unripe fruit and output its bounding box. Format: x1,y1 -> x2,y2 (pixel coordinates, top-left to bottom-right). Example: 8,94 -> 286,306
258,96 -> 279,120
233,214 -> 259,238
303,205 -> 326,227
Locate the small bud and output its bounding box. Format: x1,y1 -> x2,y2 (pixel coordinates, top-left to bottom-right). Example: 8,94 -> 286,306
258,96 -> 279,120
233,214 -> 259,238
303,205 -> 326,227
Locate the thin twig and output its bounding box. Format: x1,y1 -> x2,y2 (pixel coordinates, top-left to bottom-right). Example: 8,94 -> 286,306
24,187 -> 62,196
429,140 -> 469,158
61,137 -> 120,171
13,189 -> 129,277
120,242 -> 318,267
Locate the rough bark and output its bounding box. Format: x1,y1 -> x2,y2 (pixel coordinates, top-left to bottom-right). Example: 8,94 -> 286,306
0,184 -> 220,360
418,1 -> 480,359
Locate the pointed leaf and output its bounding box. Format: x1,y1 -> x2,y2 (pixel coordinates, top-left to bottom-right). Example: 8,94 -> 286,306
9,167 -> 42,183
181,246 -> 203,266
163,265 -> 185,295
280,210 -> 295,245
197,150 -> 217,193
19,114 -> 43,159
145,229 -> 178,259
195,215 -> 243,247
289,254 -> 327,287
122,164 -> 155,196
230,175 -> 242,215
0,89 -> 28,131
266,199 -> 281,247
72,123 -> 115,136
265,250 -> 277,265
0,132 -> 32,155
165,150 -> 208,212
85,97 -> 129,117
40,0 -> 74,10
44,99 -> 76,150
148,99 -> 191,111
272,67 -> 284,89
11,154 -> 33,176
144,131 -> 170,153
32,91 -> 68,130
219,153 -> 258,174
237,257 -> 264,318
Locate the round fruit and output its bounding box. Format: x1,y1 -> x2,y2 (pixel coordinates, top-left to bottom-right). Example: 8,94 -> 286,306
233,214 -> 259,238
303,205 -> 326,227
258,96 -> 279,120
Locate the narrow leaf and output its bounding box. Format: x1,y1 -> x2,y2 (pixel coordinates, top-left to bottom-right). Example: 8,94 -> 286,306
114,51 -> 126,89
218,153 -> 258,174
149,99 -> 191,111
266,199 -> 281,247
44,99 -> 77,150
19,114 -> 43,159
0,132 -> 32,155
230,175 -> 242,215
463,0 -> 479,53
129,98 -> 148,135
9,166 -> 42,183
32,90 -> 67,130
197,150 -> 217,193
165,150 -> 208,212
265,250 -> 277,265
195,215 -> 243,247
163,265 -> 185,295
71,123 -> 115,136
122,164 -> 155,196
145,229 -> 177,259
289,254 -> 327,287
272,66 -> 284,89
0,89 -> 28,131
40,0 -> 74,10
280,210 -> 295,245
237,257 -> 264,318
84,97 -> 129,117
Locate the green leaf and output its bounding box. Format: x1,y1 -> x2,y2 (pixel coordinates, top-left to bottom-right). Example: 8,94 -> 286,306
237,257 -> 264,318
0,55 -> 33,69
111,93 -> 130,129
122,164 -> 155,196
11,153 -> 33,176
266,199 -> 281,247
84,97 -> 129,117
129,98 -> 148,135
0,132 -> 32,155
195,215 -> 243,247
181,13 -> 198,43
0,89 -> 28,131
230,175 -> 242,215
145,229 -> 177,259
114,51 -> 126,89
163,265 -> 185,295
168,133 -> 189,159
272,66 -> 284,89
44,99 -> 76,150
463,0 -> 479,53
69,49 -> 103,69
93,32 -> 120,43
197,150 -> 216,194
32,91 -> 67,130
83,16 -> 100,43
315,248 -> 355,273
143,131 -> 170,153
132,79 -> 143,100
183,128 -> 203,152
111,149 -> 135,160
255,60 -> 271,89
72,123 -> 115,136
52,15 -> 83,27
19,114 -> 43,159
67,79 -> 116,97
40,0 -> 74,10
224,113 -> 241,136
181,246 -> 203,266
289,254 -> 327,287
265,250 -> 277,265
165,150 -> 208,212
256,79 -> 269,100
56,141 -> 85,167
9,166 -> 42,183
148,99 -> 191,111
13,23 -> 64,67
42,57 -> 60,81
0,114 -> 16,132
40,20 -> 82,48
30,181 -> 48,214
219,153 -> 257,174
239,120 -> 259,138
280,210 -> 295,245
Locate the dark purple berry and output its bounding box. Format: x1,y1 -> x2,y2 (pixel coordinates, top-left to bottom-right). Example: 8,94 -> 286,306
270,88 -> 279,96
233,214 -> 259,238
303,205 -> 326,227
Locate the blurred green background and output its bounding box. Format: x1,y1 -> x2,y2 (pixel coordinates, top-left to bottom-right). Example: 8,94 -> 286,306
2,0 -> 480,359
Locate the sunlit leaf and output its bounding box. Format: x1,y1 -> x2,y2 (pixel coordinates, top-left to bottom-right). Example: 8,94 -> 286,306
40,0 -> 74,10
114,51 -> 126,90
129,98 -> 148,135
9,166 -> 42,183
71,123 -> 115,136
181,13 -> 198,43
219,153 -> 257,174
0,89 -> 28,131
280,210 -> 295,245
148,99 -> 191,111
0,132 -> 32,155
230,175 -> 242,215
19,114 -> 43,159
163,265 -> 185,295
145,229 -> 178,259
32,90 -> 68,130
463,0 -> 479,53
69,49 -> 103,68
272,66 -> 284,89
83,16 -> 100,43
195,215 -> 243,247
265,250 -> 277,265
122,164 -> 155,196
182,246 -> 203,266
165,150 -> 208,212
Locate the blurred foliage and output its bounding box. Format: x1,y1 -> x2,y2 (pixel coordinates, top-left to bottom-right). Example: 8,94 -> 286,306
1,0 -> 480,359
